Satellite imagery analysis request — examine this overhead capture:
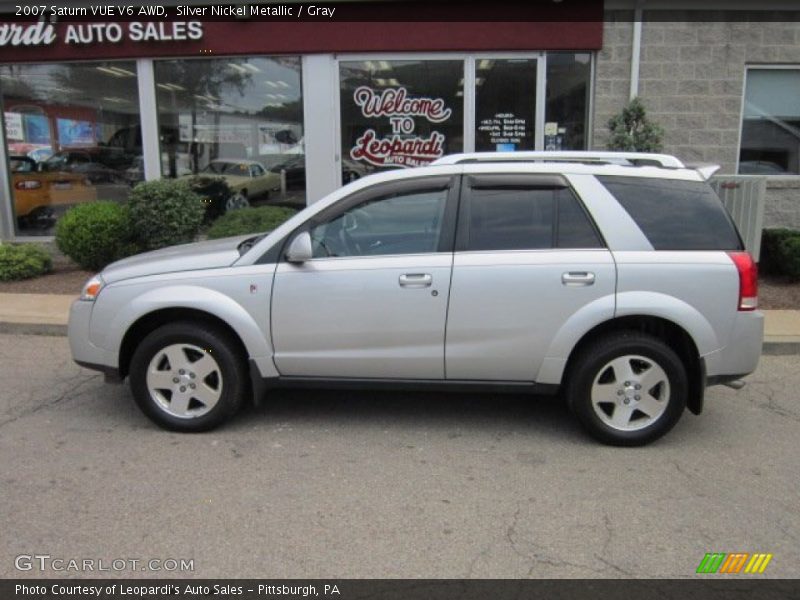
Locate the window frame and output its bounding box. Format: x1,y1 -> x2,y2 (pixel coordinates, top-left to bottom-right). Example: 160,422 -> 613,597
737,64 -> 800,178
334,52 -> 595,187
455,174 -> 605,253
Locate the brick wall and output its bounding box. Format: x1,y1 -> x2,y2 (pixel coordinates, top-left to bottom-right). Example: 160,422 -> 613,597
592,12 -> 800,229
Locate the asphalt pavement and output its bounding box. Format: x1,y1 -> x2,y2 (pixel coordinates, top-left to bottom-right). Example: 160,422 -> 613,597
0,333 -> 797,579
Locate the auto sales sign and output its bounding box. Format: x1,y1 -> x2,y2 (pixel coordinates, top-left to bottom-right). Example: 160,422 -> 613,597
350,86 -> 452,168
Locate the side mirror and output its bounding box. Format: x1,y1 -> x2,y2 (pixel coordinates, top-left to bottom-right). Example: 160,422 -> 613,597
285,231 -> 313,263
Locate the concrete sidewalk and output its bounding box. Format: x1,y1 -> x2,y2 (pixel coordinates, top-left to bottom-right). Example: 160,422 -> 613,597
1,292 -> 799,354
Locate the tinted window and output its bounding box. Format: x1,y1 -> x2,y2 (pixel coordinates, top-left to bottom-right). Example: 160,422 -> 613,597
463,187 -> 602,251
310,189 -> 448,258
557,190 -> 603,248
597,176 -> 743,251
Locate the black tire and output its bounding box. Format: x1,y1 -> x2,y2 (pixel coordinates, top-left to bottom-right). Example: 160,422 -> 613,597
565,332 -> 688,446
129,321 -> 247,432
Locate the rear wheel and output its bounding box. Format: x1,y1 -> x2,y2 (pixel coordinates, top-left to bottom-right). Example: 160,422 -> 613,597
565,332 -> 687,446
129,322 -> 247,432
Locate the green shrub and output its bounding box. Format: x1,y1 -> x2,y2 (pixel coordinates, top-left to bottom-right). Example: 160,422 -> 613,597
0,243 -> 52,281
206,206 -> 297,240
760,228 -> 800,280
607,97 -> 664,152
128,179 -> 205,251
55,202 -> 136,271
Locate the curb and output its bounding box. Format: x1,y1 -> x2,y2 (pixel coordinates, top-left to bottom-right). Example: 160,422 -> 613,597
0,322 -> 68,337
762,341 -> 800,356
2,321 -> 799,355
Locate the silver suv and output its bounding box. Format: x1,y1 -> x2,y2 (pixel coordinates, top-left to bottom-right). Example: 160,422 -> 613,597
68,152 -> 763,445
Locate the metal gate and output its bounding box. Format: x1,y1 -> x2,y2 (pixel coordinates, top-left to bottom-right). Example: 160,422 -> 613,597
710,176 -> 766,261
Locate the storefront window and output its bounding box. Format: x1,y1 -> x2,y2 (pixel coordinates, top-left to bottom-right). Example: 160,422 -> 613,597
545,53 -> 592,151
475,58 -> 537,152
154,57 -> 304,205
1,61 -> 140,236
340,60 -> 463,175
739,68 -> 800,175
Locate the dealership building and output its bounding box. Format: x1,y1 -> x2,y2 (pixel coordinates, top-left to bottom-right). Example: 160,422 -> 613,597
0,1 -> 799,241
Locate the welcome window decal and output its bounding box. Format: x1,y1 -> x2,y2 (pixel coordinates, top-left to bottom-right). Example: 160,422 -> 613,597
349,86 -> 453,168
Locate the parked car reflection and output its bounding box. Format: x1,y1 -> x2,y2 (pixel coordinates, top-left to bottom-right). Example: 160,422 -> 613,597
42,147 -> 131,185
270,155 -> 368,189
10,155 -> 97,228
184,159 -> 281,206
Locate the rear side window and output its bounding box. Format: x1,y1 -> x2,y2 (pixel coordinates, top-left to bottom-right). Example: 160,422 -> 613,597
462,185 -> 603,251
597,175 -> 743,251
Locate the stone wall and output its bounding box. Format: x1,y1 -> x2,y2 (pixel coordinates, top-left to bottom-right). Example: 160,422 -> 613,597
592,12 -> 800,229
764,180 -> 800,230
592,11 -> 634,151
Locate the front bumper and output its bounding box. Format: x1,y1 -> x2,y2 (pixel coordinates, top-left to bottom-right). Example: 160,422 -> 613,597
68,300 -> 119,379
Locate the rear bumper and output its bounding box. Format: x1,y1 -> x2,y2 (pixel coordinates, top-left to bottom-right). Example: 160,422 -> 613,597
707,310 -> 764,379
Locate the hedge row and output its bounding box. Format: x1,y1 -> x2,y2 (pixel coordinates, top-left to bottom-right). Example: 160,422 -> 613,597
760,228 -> 800,281
0,243 -> 52,281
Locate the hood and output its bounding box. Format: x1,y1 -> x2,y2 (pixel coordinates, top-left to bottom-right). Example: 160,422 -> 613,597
101,235 -> 253,283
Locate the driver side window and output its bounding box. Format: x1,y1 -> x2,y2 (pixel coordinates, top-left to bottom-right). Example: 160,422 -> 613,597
310,189 -> 448,259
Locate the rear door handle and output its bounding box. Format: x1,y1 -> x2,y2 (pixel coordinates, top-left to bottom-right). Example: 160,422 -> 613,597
399,273 -> 433,288
562,271 -> 595,286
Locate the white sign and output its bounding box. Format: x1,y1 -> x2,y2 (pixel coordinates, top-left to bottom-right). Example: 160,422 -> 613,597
4,112 -> 23,141
178,114 -> 193,142
0,21 -> 203,48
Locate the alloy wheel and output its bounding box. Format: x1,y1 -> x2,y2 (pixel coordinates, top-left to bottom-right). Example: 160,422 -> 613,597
145,343 -> 223,419
590,354 -> 670,431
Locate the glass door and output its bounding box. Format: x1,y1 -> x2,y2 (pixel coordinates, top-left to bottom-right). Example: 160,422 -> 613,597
474,58 -> 538,152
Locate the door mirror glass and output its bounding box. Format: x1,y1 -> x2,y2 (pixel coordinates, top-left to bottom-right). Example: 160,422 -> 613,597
286,231 -> 313,263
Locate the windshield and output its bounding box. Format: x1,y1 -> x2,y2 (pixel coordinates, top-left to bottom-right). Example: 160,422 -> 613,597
202,162 -> 250,176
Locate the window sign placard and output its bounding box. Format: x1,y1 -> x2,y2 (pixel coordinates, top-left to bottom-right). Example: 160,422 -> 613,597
4,112 -> 23,140
57,118 -> 96,146
478,112 -> 528,149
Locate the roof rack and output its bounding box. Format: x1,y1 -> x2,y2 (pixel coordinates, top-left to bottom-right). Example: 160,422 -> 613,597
431,151 -> 686,169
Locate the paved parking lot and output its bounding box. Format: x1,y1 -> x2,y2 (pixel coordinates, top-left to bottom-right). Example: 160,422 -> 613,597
0,333 -> 797,578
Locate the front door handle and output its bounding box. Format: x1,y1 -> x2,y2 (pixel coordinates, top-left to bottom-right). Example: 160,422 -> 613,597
562,271 -> 595,286
399,273 -> 433,288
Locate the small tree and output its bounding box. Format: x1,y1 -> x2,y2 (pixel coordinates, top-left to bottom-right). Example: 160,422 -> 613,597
607,97 -> 664,152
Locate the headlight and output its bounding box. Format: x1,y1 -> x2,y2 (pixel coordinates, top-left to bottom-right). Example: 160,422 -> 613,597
80,274 -> 105,302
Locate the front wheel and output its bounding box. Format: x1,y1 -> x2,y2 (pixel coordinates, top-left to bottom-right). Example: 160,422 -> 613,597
565,332 -> 688,446
129,322 -> 247,432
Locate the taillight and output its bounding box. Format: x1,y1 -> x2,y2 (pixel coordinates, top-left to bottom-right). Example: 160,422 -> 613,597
728,251 -> 758,311
15,180 -> 41,190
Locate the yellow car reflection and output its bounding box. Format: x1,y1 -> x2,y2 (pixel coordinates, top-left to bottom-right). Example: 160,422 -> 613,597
186,159 -> 281,207
10,155 -> 97,226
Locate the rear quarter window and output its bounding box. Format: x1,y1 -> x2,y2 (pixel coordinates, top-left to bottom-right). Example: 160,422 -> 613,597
597,175 -> 743,251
